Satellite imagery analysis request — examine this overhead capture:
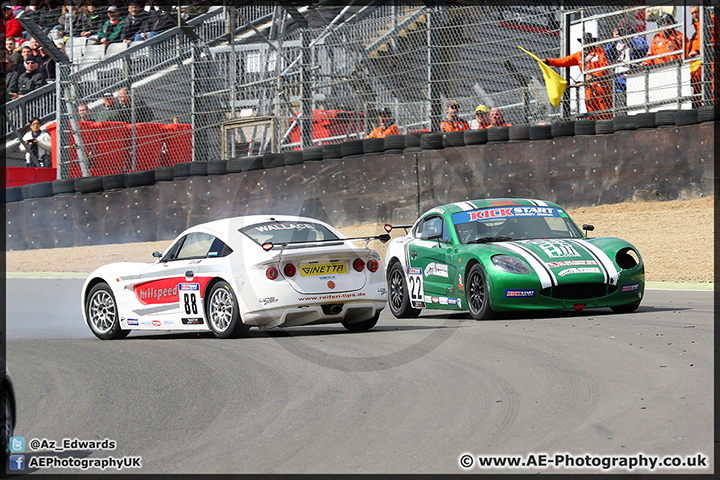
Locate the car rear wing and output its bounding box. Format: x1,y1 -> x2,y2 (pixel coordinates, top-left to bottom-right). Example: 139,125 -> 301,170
261,233 -> 391,254
383,224 -> 414,234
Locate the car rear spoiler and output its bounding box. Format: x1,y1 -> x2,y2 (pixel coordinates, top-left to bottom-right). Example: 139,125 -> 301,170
383,224 -> 413,234
261,233 -> 391,253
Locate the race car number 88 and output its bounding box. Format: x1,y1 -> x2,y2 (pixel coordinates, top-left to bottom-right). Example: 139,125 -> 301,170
183,293 -> 198,315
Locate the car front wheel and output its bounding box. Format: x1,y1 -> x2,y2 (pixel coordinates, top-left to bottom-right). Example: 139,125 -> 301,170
0,387 -> 13,461
466,264 -> 496,320
387,262 -> 421,318
86,282 -> 130,340
207,281 -> 250,338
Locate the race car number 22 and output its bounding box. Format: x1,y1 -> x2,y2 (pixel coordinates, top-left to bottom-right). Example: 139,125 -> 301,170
407,268 -> 425,307
179,283 -> 200,315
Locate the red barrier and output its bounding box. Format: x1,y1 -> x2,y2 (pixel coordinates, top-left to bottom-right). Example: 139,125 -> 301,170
94,121 -> 130,174
162,123 -> 192,165
288,110 -> 364,148
129,123 -> 165,171
4,166 -> 56,188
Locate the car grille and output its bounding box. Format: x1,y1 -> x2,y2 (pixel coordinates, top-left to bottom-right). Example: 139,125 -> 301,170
540,283 -> 617,300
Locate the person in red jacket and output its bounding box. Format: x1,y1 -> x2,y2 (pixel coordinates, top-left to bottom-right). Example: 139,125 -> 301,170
3,3 -> 23,42
687,4 -> 716,108
488,107 -> 512,127
440,101 -> 470,132
365,107 -> 400,138
643,13 -> 687,67
544,32 -> 613,120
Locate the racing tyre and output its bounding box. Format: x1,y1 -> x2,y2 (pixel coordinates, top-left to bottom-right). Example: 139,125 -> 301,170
363,138 -> 385,154
463,129 -> 487,145
655,110 -> 676,126
574,120 -> 596,136
610,302 -> 640,314
262,152 -> 279,169
342,311 -> 380,332
154,166 -> 175,181
0,386 -> 14,461
405,132 -> 422,148
675,109 -> 698,126
22,181 -> 54,199
633,112 -> 656,129
86,282 -> 130,340
207,160 -> 228,175
5,187 -> 22,203
697,105 -> 715,122
284,151 -> 303,166
594,119 -> 614,134
302,146 -> 324,161
322,143 -> 342,159
612,115 -> 635,131
487,126 -> 510,142
241,156 -> 264,172
126,170 -> 155,187
189,161 -> 208,176
443,130 -> 466,147
52,178 -> 76,194
466,264 -> 496,320
207,281 -> 250,338
76,177 -> 104,194
551,121 -> 574,138
529,124 -> 552,140
102,173 -> 127,191
508,125 -> 530,141
420,132 -> 443,149
383,134 -> 406,150
341,139 -> 364,157
174,162 -> 191,178
387,262 -> 422,318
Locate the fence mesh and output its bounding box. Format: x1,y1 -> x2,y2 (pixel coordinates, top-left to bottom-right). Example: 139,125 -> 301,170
24,2 -> 713,177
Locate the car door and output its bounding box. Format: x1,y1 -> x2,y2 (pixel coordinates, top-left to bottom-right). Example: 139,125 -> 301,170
407,215 -> 454,307
130,232 -> 220,326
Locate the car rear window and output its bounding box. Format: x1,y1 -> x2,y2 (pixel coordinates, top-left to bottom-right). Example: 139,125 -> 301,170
240,221 -> 339,247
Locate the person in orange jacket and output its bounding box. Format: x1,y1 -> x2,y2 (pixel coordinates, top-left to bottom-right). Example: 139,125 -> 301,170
544,32 -> 613,120
643,13 -> 687,67
365,107 -> 400,138
687,4 -> 716,108
440,101 -> 470,132
488,107 -> 512,127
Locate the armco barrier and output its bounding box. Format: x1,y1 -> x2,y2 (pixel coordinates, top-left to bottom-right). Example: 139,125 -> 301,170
4,120 -> 714,251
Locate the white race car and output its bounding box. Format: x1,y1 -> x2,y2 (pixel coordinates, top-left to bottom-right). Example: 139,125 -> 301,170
81,215 -> 389,339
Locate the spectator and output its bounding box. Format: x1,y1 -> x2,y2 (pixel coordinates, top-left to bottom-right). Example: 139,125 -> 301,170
6,36 -> 22,64
28,36 -> 41,57
136,2 -> 175,41
365,107 -> 399,138
687,4 -> 716,108
117,86 -> 153,123
488,107 -> 511,127
3,3 -> 23,41
36,45 -> 54,81
79,0 -> 104,41
605,18 -> 648,107
96,92 -> 120,121
77,102 -> 94,122
3,58 -> 19,97
181,4 -> 209,21
96,6 -> 125,46
121,1 -> 149,43
544,32 -> 613,120
439,101 -> 470,132
469,104 -> 490,129
19,117 -> 52,167
643,13 -> 687,67
56,2 -> 79,42
17,54 -> 46,95
11,45 -> 31,74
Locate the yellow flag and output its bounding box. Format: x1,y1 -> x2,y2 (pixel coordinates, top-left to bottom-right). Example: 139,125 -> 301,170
518,46 -> 567,107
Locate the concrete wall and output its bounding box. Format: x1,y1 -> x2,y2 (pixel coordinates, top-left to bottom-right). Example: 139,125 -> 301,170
5,122 -> 714,251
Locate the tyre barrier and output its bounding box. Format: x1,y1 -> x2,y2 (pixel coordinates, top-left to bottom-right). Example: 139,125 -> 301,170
8,107 -> 707,203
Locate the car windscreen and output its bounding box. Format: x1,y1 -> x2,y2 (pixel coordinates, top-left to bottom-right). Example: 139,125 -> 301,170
240,221 -> 340,247
451,206 -> 584,243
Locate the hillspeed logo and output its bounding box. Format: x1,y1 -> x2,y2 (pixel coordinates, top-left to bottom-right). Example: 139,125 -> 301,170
506,289 -> 536,297
621,283 -> 640,292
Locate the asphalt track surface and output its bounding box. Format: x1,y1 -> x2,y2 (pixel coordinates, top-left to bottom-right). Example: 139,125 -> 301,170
4,278 -> 714,474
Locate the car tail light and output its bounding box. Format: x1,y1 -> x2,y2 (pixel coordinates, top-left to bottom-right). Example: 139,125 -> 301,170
353,258 -> 365,272
284,263 -> 296,277
367,259 -> 379,272
266,266 -> 279,280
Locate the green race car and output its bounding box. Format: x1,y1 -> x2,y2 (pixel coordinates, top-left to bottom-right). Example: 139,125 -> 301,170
384,198 -> 644,319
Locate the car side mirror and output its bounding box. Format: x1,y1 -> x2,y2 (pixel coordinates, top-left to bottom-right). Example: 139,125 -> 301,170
427,232 -> 444,245
152,251 -> 162,258
582,224 -> 594,237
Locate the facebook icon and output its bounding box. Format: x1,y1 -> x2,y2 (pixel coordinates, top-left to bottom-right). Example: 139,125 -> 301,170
9,454 -> 25,470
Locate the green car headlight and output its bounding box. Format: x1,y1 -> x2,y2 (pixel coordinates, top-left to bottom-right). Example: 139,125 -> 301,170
492,255 -> 531,275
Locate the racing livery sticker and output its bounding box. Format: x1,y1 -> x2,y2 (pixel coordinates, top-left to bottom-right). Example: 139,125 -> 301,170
126,318 -> 139,326
424,262 -> 449,278
546,260 -> 598,268
621,283 -> 640,292
458,274 -> 464,291
179,283 -> 201,316
537,240 -> 582,258
452,206 -> 563,224
182,318 -> 204,325
151,320 -> 162,327
557,267 -> 602,277
448,298 -> 458,306
506,289 -> 536,297
407,267 -> 425,307
134,277 -> 211,305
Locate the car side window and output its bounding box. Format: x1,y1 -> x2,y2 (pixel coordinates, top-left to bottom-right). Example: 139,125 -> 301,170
162,233 -> 232,262
420,216 -> 451,243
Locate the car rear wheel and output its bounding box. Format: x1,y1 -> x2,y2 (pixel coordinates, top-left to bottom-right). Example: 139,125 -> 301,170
342,311 -> 380,332
0,387 -> 13,461
207,281 -> 250,338
467,264 -> 496,320
86,283 -> 130,340
610,302 -> 640,314
387,263 -> 422,318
